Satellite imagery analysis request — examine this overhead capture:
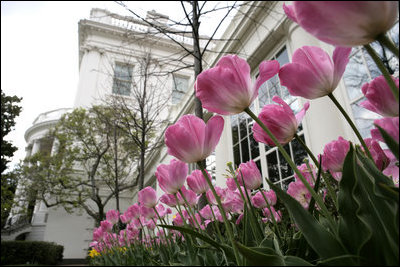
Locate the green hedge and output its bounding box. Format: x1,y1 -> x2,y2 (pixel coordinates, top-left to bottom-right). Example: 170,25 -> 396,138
1,240 -> 64,265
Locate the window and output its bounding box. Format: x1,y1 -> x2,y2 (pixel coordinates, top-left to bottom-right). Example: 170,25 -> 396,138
231,46 -> 308,190
172,74 -> 189,104
343,21 -> 399,138
112,63 -> 133,96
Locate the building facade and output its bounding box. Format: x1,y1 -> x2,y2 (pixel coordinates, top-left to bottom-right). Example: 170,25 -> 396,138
4,1 -> 398,260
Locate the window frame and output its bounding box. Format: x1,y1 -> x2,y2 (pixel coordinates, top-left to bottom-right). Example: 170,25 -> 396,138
112,62 -> 134,96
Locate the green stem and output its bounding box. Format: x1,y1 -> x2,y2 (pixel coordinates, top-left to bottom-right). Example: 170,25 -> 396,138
153,207 -> 173,249
174,193 -> 190,228
244,107 -> 337,233
294,134 -> 338,209
363,43 -> 399,102
258,188 -> 282,239
177,188 -> 205,233
377,33 -> 399,59
208,203 -> 224,242
197,162 -> 242,265
327,93 -> 374,161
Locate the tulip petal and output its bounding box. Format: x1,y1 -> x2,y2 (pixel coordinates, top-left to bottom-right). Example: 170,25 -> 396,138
255,60 -> 280,92
196,67 -> 253,115
217,55 -> 252,91
292,46 -> 334,90
165,123 -> 201,162
204,115 -> 224,156
283,4 -> 298,23
293,2 -> 399,46
295,101 -> 310,125
332,46 -> 352,87
279,62 -> 328,99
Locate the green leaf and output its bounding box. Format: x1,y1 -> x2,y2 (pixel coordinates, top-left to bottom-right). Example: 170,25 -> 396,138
158,224 -> 234,260
375,125 -> 399,160
283,255 -> 314,266
267,181 -> 351,264
234,241 -> 284,266
352,148 -> 399,265
338,145 -> 371,263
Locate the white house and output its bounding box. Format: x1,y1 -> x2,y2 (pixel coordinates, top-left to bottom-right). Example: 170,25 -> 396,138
3,1 -> 398,261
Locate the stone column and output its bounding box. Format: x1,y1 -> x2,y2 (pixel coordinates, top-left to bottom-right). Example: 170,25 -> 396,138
73,46 -> 103,108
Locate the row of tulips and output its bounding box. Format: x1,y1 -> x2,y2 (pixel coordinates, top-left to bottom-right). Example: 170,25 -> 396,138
89,1 -> 399,266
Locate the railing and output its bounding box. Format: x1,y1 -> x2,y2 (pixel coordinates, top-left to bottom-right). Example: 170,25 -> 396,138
91,8 -> 212,48
1,215 -> 31,236
32,108 -> 72,125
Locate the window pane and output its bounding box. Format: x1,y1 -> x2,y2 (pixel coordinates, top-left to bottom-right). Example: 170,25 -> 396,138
250,133 -> 259,159
282,177 -> 295,191
113,63 -> 133,96
239,115 -> 247,141
343,48 -> 370,101
240,137 -> 250,163
291,134 -> 308,166
266,151 -> 280,183
276,48 -> 289,66
233,144 -> 240,168
278,144 -> 293,178
231,115 -> 239,145
172,75 -> 189,104
351,97 -> 381,138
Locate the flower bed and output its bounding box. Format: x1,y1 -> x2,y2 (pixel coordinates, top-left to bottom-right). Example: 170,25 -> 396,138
88,1 -> 399,266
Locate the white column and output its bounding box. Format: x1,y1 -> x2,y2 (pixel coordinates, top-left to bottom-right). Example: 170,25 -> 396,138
73,47 -> 102,108
214,115 -> 234,187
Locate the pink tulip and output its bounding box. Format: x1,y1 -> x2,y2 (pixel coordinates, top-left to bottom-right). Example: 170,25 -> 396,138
127,203 -> 140,219
100,220 -> 113,233
145,219 -> 156,231
159,193 -> 183,207
172,213 -> 185,226
321,136 -> 350,174
155,204 -> 169,218
195,54 -> 280,115
106,209 -> 120,225
138,186 -> 157,208
165,114 -> 224,163
93,227 -> 104,241
371,117 -> 399,143
364,138 -> 390,171
156,159 -> 188,194
140,206 -> 156,220
287,180 -> 312,209
252,190 -> 277,209
206,186 -> 226,205
383,150 -> 399,187
236,160 -> 262,190
120,214 -> 130,224
188,213 -> 203,229
222,190 -> 243,214
262,206 -> 282,223
199,205 -> 213,220
279,46 -> 351,99
226,177 -> 238,191
294,163 -> 316,186
177,186 -> 198,207
253,95 -> 310,146
187,169 -> 210,194
360,75 -> 399,117
283,2 -> 398,46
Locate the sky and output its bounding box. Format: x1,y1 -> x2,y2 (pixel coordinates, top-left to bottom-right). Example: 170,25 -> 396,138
1,1 -> 237,171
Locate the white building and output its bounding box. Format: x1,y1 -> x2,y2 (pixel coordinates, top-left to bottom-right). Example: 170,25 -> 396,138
3,1 -> 398,261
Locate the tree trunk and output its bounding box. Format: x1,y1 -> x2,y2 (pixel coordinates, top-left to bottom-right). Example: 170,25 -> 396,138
192,1 -> 203,121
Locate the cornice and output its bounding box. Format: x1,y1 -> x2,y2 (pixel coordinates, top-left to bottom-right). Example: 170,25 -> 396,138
24,119 -> 59,143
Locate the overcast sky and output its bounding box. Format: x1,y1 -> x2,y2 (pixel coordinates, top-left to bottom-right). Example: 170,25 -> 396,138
1,1 -> 236,170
